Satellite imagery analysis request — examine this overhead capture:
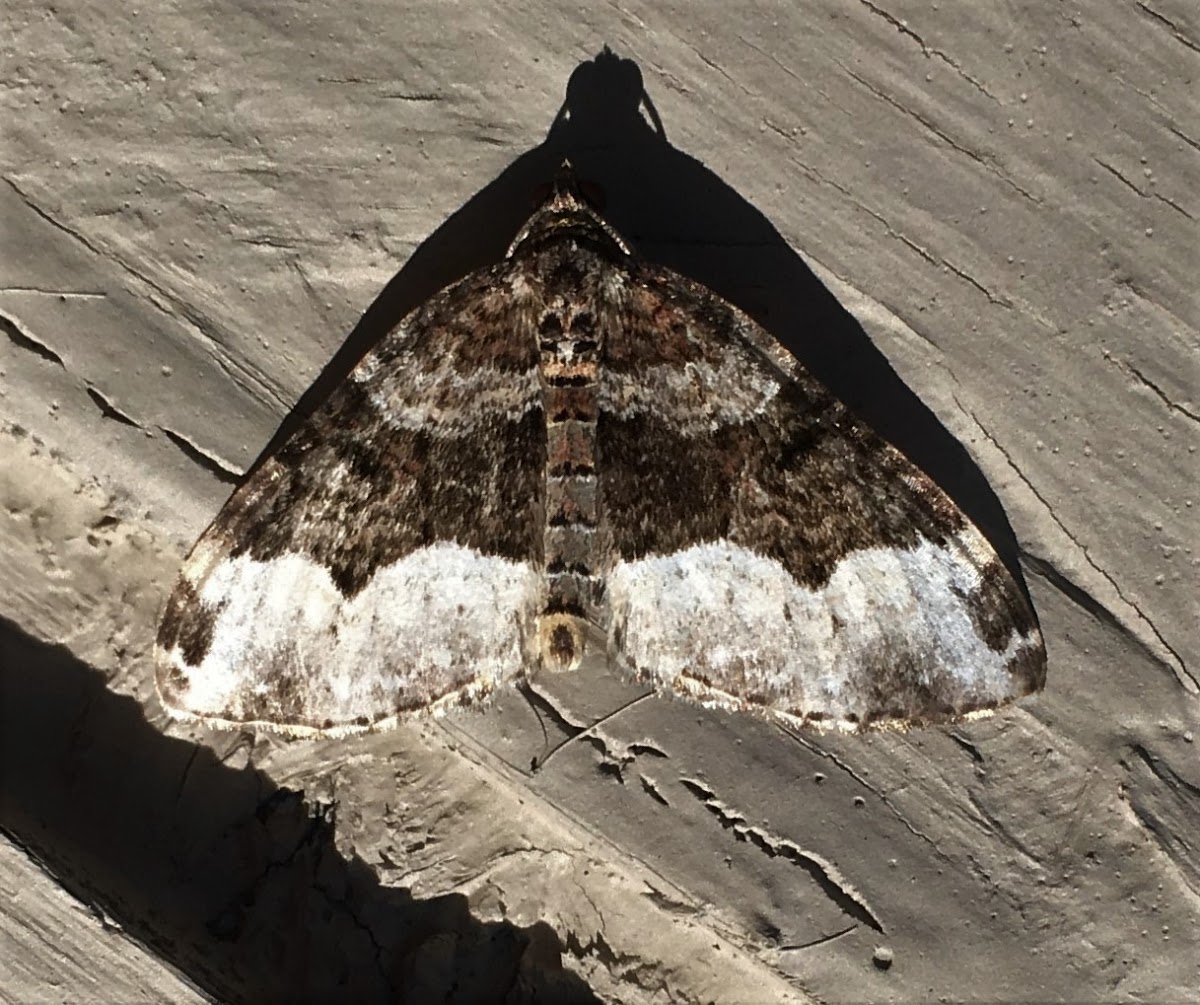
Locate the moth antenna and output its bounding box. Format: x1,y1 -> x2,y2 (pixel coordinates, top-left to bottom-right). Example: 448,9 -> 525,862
530,689 -> 654,773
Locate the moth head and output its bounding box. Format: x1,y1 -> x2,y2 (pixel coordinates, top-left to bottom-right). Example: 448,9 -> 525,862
508,160 -> 630,260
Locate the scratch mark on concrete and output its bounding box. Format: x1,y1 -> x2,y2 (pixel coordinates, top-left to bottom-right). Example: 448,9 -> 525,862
1168,124 -> 1200,154
1136,2 -> 1200,54
781,729 -> 951,859
679,776 -> 884,932
379,91 -> 444,102
963,789 -> 1046,872
1121,744 -> 1200,897
641,883 -> 701,917
4,175 -> 289,414
1,310 -> 65,367
737,35 -> 804,86
86,386 -> 140,428
780,922 -> 858,952
856,0 -> 998,100
159,426 -> 242,484
685,42 -> 754,98
938,256 -> 1013,307
1130,744 -> 1200,800
1093,157 -> 1195,221
840,65 -> 1041,205
1107,355 -> 1200,424
948,730 -> 984,764
0,287 -> 108,299
638,774 -> 670,807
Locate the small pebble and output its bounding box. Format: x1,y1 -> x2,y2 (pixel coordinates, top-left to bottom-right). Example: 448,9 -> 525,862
873,945 -> 894,970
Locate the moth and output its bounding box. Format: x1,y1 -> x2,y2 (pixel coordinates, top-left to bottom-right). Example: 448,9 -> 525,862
155,165 -> 1046,736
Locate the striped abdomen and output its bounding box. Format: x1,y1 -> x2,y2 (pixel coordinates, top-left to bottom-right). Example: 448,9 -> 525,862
536,304 -> 603,670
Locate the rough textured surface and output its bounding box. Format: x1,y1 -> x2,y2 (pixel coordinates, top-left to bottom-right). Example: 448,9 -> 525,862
0,832 -> 203,1004
2,2 -> 1197,1002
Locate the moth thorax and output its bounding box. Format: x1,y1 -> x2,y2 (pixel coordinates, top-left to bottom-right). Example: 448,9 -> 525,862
537,612 -> 585,672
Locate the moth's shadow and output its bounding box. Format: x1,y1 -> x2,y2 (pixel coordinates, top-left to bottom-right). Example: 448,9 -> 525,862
265,46 -> 1030,605
0,617 -> 596,1003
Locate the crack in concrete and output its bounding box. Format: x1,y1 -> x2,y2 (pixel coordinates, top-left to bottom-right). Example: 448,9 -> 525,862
378,91 -> 444,102
288,258 -> 329,318
640,883 -> 700,918
525,684 -> 657,775
314,76 -> 444,100
1168,124 -> 1200,154
0,286 -> 107,299
963,788 -> 1046,873
579,734 -> 668,786
783,158 -> 1012,312
840,65 -> 1041,204
937,255 -> 1013,307
1109,355 -> 1200,424
223,794 -> 397,995
638,774 -> 670,807
1129,743 -> 1200,801
172,747 -> 201,810
737,34 -> 804,86
574,874 -> 606,935
1,309 -> 65,367
762,117 -> 797,142
856,0 -> 998,101
947,730 -> 984,764
780,922 -> 857,952
894,231 -> 940,268
238,234 -> 298,250
679,776 -> 884,933
563,873 -> 669,992
159,426 -> 242,484
1112,71 -> 1175,119
207,792 -> 331,942
782,729 -> 951,861
1136,2 -> 1200,54
685,42 -> 750,97
3,175 -> 290,415
1121,745 -> 1200,897
312,873 -> 391,993
1022,551 -> 1182,692
86,385 -> 141,428
2,306 -> 159,435
1093,157 -> 1196,221
563,928 -> 645,980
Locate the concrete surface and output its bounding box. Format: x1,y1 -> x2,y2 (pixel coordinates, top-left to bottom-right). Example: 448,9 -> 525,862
2,2 -> 1197,1002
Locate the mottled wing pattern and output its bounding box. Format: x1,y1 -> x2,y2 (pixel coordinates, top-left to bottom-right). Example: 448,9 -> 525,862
156,166 -> 1045,737
598,262 -> 1046,730
155,265 -> 547,735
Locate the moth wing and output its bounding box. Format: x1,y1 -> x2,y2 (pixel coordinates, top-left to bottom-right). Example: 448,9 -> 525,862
155,267 -> 547,735
598,263 -> 1046,730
